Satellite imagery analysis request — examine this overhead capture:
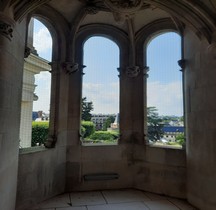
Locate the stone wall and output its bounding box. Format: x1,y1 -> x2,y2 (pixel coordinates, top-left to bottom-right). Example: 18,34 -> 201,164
16,144 -> 186,210
185,28 -> 216,210
0,18 -> 26,210
65,144 -> 186,198
16,147 -> 66,210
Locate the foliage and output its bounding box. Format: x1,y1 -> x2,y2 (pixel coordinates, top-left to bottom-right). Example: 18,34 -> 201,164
80,125 -> 86,137
102,116 -> 115,131
82,97 -> 93,121
147,107 -> 164,141
89,131 -> 118,141
32,121 -> 49,146
81,121 -> 95,137
176,133 -> 185,145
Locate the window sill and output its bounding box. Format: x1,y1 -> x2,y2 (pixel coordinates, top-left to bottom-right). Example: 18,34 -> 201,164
82,142 -> 118,147
147,143 -> 184,150
19,146 -> 48,154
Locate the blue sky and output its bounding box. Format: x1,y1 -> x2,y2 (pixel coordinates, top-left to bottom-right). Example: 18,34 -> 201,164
32,19 -> 183,116
83,37 -> 119,114
32,19 -> 52,113
147,33 -> 183,116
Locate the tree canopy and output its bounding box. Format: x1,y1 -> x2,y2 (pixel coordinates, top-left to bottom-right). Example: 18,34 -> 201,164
102,116 -> 115,131
82,97 -> 93,121
147,107 -> 164,141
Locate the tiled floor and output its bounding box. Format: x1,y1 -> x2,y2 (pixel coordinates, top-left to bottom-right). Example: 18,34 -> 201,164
31,189 -> 197,210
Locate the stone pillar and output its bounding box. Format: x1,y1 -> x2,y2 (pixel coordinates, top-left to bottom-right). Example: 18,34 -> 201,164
185,28 -> 216,210
119,65 -> 145,144
45,61 -> 60,148
66,62 -> 83,146
143,66 -> 149,143
0,15 -> 26,210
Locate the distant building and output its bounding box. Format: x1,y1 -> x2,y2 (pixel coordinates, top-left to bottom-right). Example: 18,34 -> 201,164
91,114 -> 116,130
108,113 -> 119,131
33,111 -> 49,121
162,126 -> 184,142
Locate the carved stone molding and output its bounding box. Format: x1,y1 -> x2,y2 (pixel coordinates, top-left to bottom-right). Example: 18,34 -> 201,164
126,66 -> 140,78
85,6 -> 98,15
143,66 -> 149,77
104,0 -> 144,22
13,0 -> 50,21
178,59 -> 186,70
117,67 -> 121,77
62,62 -> 79,74
0,21 -> 13,40
24,47 -> 31,58
104,0 -> 143,13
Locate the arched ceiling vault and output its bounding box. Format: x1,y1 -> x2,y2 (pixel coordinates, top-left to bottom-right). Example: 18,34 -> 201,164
6,0 -> 216,43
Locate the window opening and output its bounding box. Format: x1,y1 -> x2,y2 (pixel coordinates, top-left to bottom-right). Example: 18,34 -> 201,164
146,32 -> 184,148
81,36 -> 119,145
19,18 -> 52,148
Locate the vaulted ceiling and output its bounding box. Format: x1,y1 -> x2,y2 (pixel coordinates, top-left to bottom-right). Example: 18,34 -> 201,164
1,0 -> 216,43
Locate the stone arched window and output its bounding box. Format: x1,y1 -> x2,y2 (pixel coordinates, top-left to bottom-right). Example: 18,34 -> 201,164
19,17 -> 52,149
74,24 -> 129,146
146,32 -> 184,148
81,36 -> 120,145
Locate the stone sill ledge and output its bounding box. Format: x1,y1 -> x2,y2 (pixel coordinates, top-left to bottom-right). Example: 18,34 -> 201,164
82,142 -> 118,147
19,146 -> 48,154
147,144 -> 185,150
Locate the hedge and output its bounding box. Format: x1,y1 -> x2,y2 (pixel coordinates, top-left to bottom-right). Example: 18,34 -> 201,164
32,121 -> 49,146
31,121 -> 95,146
81,121 -> 95,137
89,131 -> 118,141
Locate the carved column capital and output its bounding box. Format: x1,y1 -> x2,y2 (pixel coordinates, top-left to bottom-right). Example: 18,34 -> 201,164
62,62 -> 79,74
126,66 -> 140,78
0,20 -> 13,40
117,67 -> 121,78
178,59 -> 186,71
24,47 -> 31,58
47,61 -> 62,76
0,14 -> 15,41
143,66 -> 149,78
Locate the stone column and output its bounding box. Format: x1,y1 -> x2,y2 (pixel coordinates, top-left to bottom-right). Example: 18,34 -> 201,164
143,66 -> 149,143
45,61 -> 60,148
65,62 -> 82,146
185,28 -> 216,210
119,65 -> 145,144
0,15 -> 26,210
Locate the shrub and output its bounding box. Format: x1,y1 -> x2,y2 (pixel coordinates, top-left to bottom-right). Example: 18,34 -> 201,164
32,121 -> 49,146
176,133 -> 185,146
89,131 -> 118,141
80,125 -> 86,137
81,121 -> 95,137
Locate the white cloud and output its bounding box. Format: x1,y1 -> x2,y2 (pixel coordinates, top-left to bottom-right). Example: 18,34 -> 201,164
147,81 -> 183,116
32,77 -> 182,116
33,72 -> 51,113
83,82 -> 119,114
33,27 -> 52,56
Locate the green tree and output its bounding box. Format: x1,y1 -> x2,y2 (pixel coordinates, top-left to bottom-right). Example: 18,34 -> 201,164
102,116 -> 115,131
82,97 -> 93,121
81,121 -> 95,138
147,107 -> 164,141
176,133 -> 185,145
